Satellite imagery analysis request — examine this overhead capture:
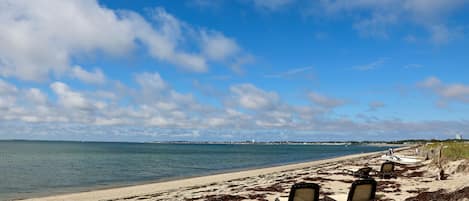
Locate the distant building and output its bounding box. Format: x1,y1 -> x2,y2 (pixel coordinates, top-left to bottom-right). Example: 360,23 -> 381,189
455,134 -> 462,140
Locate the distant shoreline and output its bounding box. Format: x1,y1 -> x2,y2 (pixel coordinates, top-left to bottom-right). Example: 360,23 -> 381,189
1,138 -> 445,146
0,139 -> 410,148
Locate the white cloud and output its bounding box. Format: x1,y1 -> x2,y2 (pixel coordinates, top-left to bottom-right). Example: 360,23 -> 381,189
50,82 -> 96,111
71,66 -> 106,84
94,118 -> 128,126
419,76 -> 469,104
0,80 -> 69,123
0,78 -> 18,109
230,84 -> 280,110
26,88 -> 48,105
200,30 -> 240,61
130,7 -> 250,73
0,0 -> 135,81
199,30 -> 253,73
0,1 -> 248,81
403,0 -> 466,22
0,75 -> 468,141
135,72 -> 168,92
313,0 -> 468,43
352,13 -> 397,38
308,92 -> 345,109
419,76 -> 441,88
0,78 -> 18,94
441,85 -> 469,99
427,24 -> 462,45
130,8 -> 208,72
230,54 -> 255,74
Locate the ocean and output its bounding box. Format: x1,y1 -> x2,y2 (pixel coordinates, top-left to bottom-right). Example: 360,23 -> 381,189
0,140 -> 394,200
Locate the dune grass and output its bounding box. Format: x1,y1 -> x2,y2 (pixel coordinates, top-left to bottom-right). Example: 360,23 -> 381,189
442,142 -> 469,161
425,141 -> 469,161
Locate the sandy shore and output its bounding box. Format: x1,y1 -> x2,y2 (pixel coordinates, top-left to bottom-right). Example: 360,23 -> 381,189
20,146 -> 469,201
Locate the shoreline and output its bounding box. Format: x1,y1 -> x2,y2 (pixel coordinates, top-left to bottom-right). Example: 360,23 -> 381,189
19,146 -> 412,201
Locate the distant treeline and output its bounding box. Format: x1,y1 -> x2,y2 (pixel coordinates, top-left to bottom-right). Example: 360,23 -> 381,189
380,138 -> 468,144
154,139 -> 468,144
312,139 -> 468,144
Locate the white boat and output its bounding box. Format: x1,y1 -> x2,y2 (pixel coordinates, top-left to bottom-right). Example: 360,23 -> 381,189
380,154 -> 424,165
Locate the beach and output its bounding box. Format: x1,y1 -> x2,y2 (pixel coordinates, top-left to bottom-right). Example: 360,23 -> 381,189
19,146 -> 469,201
1,141 -> 396,200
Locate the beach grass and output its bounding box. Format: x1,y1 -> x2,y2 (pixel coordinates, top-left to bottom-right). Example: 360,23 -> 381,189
442,142 -> 469,160
426,141 -> 469,161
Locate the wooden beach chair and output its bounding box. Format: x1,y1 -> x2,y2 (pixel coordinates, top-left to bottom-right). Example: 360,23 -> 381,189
275,182 -> 320,201
328,179 -> 377,201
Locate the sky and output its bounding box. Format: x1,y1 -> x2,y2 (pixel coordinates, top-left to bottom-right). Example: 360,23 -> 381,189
0,0 -> 468,142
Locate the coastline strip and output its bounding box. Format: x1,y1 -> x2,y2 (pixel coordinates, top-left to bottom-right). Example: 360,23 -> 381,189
21,146 -> 411,201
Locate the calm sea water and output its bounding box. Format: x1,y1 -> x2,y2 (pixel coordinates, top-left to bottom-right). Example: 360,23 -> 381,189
0,141 -> 394,200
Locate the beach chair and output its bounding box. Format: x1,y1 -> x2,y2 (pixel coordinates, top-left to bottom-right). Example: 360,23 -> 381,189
374,161 -> 395,179
328,179 -> 377,201
346,179 -> 377,201
343,167 -> 373,179
276,182 -> 320,201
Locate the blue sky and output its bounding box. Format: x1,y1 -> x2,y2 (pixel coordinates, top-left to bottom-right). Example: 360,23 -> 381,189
0,0 -> 468,142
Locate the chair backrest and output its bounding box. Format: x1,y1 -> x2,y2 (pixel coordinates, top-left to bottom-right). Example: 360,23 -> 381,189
288,183 -> 320,201
357,167 -> 372,177
380,161 -> 395,173
347,179 -> 377,201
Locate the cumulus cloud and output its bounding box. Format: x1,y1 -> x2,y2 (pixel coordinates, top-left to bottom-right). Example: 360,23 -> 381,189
200,30 -> 240,61
229,84 -> 280,110
0,78 -> 18,109
419,76 -> 441,88
0,78 -> 18,94
419,76 -> 469,104
0,75 -> 467,141
1,80 -> 67,123
135,72 -> 168,92
308,92 -> 345,109
26,88 -> 48,105
353,12 -> 398,39
71,66 -> 106,84
0,74 -> 204,127
0,0 -> 134,81
130,7 -> 209,72
0,0 -> 248,81
199,30 -> 252,73
50,82 -> 97,111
